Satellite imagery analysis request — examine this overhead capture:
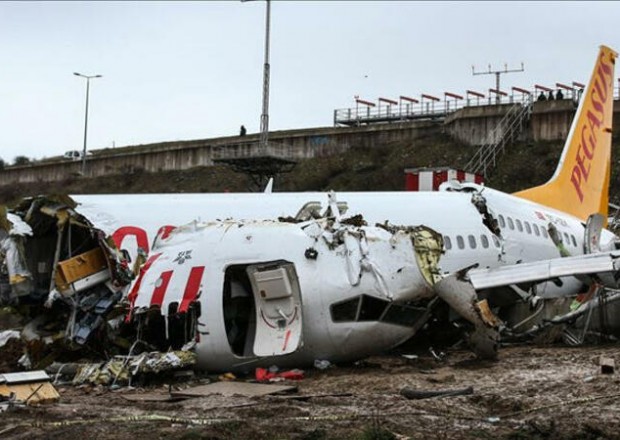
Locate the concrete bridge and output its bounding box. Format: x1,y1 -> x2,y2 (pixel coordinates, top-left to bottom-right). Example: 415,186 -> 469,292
2,100 -> 619,185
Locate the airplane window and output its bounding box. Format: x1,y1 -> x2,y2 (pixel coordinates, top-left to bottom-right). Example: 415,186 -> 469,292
330,297 -> 361,322
480,234 -> 489,248
571,235 -> 577,247
456,235 -> 465,249
507,217 -> 514,230
492,235 -> 500,248
516,219 -> 523,232
541,227 -> 549,239
358,295 -> 390,321
498,215 -> 506,228
444,236 -> 452,250
563,232 -> 570,245
382,303 -> 427,327
330,295 -> 390,323
524,222 -> 532,234
533,224 -> 540,236
468,235 -> 477,249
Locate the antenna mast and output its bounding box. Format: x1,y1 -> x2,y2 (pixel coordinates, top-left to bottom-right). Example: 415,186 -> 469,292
472,62 -> 525,104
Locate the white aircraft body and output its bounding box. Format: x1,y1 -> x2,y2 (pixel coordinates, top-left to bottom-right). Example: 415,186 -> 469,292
58,45 -> 617,371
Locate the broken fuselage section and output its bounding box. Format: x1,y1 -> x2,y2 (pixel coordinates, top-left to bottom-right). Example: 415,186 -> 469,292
0,197 -> 133,366
126,210 -> 447,372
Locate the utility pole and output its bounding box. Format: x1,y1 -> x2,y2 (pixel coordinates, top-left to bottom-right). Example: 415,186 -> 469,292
472,63 -> 524,104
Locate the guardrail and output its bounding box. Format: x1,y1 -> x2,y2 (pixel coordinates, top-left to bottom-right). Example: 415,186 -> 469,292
334,86 -> 620,126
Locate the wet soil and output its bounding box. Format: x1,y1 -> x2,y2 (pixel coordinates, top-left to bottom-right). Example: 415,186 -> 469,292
2,345 -> 620,440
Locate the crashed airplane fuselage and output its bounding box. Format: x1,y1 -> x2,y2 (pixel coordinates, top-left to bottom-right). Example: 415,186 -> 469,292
72,182 -> 617,369
126,214 -> 446,371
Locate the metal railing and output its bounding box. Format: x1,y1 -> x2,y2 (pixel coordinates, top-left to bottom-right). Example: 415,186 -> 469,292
334,86 -> 620,127
464,94 -> 534,177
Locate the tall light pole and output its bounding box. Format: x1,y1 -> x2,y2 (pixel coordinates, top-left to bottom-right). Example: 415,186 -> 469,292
74,72 -> 102,175
243,0 -> 271,151
259,0 -> 271,151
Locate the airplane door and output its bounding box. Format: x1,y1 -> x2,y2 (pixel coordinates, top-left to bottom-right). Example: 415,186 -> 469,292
246,262 -> 302,357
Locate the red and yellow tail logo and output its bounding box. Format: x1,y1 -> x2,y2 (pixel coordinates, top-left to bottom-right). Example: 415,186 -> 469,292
515,45 -> 617,222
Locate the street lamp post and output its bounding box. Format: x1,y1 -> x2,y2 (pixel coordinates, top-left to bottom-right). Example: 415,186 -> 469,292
242,0 -> 271,152
74,72 -> 102,175
259,0 -> 271,152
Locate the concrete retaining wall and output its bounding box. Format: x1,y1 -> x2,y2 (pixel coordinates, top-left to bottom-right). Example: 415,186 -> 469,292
0,121 -> 441,185
3,100 -> 619,185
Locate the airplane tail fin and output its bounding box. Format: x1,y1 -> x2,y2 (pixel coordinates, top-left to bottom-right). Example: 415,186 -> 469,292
514,45 -> 617,222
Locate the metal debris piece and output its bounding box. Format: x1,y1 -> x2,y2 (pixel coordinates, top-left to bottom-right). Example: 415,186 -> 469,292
71,350 -> 197,385
433,274 -> 500,360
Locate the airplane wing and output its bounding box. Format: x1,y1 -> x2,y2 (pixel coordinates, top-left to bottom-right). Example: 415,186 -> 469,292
467,251 -> 620,290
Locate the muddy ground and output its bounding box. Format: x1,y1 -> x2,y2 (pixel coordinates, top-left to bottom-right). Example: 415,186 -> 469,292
2,345 -> 620,440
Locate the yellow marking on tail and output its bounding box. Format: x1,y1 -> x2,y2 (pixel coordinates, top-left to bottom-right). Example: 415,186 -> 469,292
514,45 -> 617,222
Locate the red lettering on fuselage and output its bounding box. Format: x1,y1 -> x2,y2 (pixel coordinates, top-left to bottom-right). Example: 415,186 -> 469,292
569,54 -> 613,203
157,225 -> 176,240
112,226 -> 150,254
112,225 -> 177,256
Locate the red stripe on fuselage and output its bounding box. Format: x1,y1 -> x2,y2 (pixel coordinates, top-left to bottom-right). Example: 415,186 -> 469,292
126,252 -> 162,320
150,270 -> 173,307
179,266 -> 205,312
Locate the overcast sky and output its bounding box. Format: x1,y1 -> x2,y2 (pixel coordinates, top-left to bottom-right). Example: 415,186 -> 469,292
1,1 -> 619,162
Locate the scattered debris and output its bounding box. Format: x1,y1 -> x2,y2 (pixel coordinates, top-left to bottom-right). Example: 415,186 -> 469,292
255,367 -> 304,383
0,370 -> 59,405
71,350 -> 197,386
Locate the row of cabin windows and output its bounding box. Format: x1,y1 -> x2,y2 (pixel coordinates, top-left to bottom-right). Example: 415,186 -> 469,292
444,234 -> 500,250
444,216 -> 579,251
497,214 -> 578,247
